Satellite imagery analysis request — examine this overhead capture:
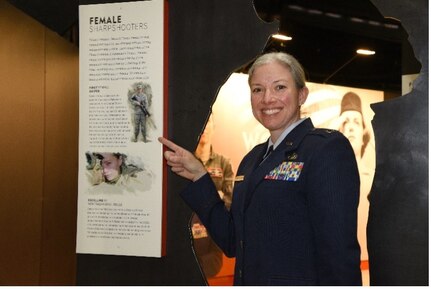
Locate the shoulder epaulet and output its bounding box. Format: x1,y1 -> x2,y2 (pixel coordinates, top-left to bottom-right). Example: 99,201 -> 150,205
308,128 -> 339,138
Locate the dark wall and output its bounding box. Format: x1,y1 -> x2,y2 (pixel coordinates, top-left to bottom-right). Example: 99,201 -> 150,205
367,0 -> 429,285
76,0 -> 428,285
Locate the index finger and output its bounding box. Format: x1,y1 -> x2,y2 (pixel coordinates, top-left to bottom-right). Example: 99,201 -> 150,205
158,136 -> 183,152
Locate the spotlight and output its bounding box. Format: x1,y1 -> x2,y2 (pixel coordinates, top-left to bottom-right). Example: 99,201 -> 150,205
271,33 -> 292,41
323,49 -> 375,83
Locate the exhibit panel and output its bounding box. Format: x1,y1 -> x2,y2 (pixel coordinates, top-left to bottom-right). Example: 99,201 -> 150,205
76,0 -> 167,258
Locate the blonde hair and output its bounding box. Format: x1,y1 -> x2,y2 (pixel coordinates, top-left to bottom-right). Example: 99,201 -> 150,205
248,52 -> 307,89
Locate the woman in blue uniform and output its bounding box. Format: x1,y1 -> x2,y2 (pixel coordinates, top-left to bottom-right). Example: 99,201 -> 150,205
159,52 -> 362,285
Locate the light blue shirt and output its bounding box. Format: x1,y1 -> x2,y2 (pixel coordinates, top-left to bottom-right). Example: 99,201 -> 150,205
265,118 -> 308,154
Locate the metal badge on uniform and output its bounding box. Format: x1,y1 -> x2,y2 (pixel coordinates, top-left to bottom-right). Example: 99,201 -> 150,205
235,175 -> 244,182
264,161 -> 304,181
286,152 -> 298,160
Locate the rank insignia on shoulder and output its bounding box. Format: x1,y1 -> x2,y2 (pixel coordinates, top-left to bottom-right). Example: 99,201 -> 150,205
235,175 -> 244,182
264,161 -> 304,181
310,128 -> 337,137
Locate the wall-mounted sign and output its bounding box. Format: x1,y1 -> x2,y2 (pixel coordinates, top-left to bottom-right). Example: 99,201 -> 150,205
76,0 -> 167,257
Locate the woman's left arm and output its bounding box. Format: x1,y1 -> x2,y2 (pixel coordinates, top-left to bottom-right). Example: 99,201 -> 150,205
306,133 -> 362,285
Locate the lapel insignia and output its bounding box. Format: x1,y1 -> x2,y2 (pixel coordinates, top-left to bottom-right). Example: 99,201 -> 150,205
264,161 -> 304,181
235,175 -> 244,182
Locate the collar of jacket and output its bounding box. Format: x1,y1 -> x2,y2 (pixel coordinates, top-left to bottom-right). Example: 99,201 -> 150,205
240,118 -> 315,210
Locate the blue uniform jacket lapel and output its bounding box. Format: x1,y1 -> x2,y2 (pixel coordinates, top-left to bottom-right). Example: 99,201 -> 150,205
241,119 -> 315,211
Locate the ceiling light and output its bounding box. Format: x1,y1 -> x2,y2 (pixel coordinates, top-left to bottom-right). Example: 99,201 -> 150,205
351,17 -> 365,23
272,33 -> 292,41
368,20 -> 381,26
357,49 -> 376,55
308,9 -> 323,15
383,23 -> 400,29
323,49 -> 375,83
287,5 -> 304,12
325,12 -> 342,19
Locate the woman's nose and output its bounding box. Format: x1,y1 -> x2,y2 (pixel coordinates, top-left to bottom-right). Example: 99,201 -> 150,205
262,89 -> 274,103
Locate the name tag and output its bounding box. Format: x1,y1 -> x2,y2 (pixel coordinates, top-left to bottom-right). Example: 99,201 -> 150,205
264,161 -> 304,181
235,175 -> 244,182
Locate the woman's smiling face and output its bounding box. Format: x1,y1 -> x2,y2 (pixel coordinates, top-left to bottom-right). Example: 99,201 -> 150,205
249,61 -> 308,142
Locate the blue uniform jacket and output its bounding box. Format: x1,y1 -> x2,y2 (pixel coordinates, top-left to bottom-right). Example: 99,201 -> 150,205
180,118 -> 362,285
